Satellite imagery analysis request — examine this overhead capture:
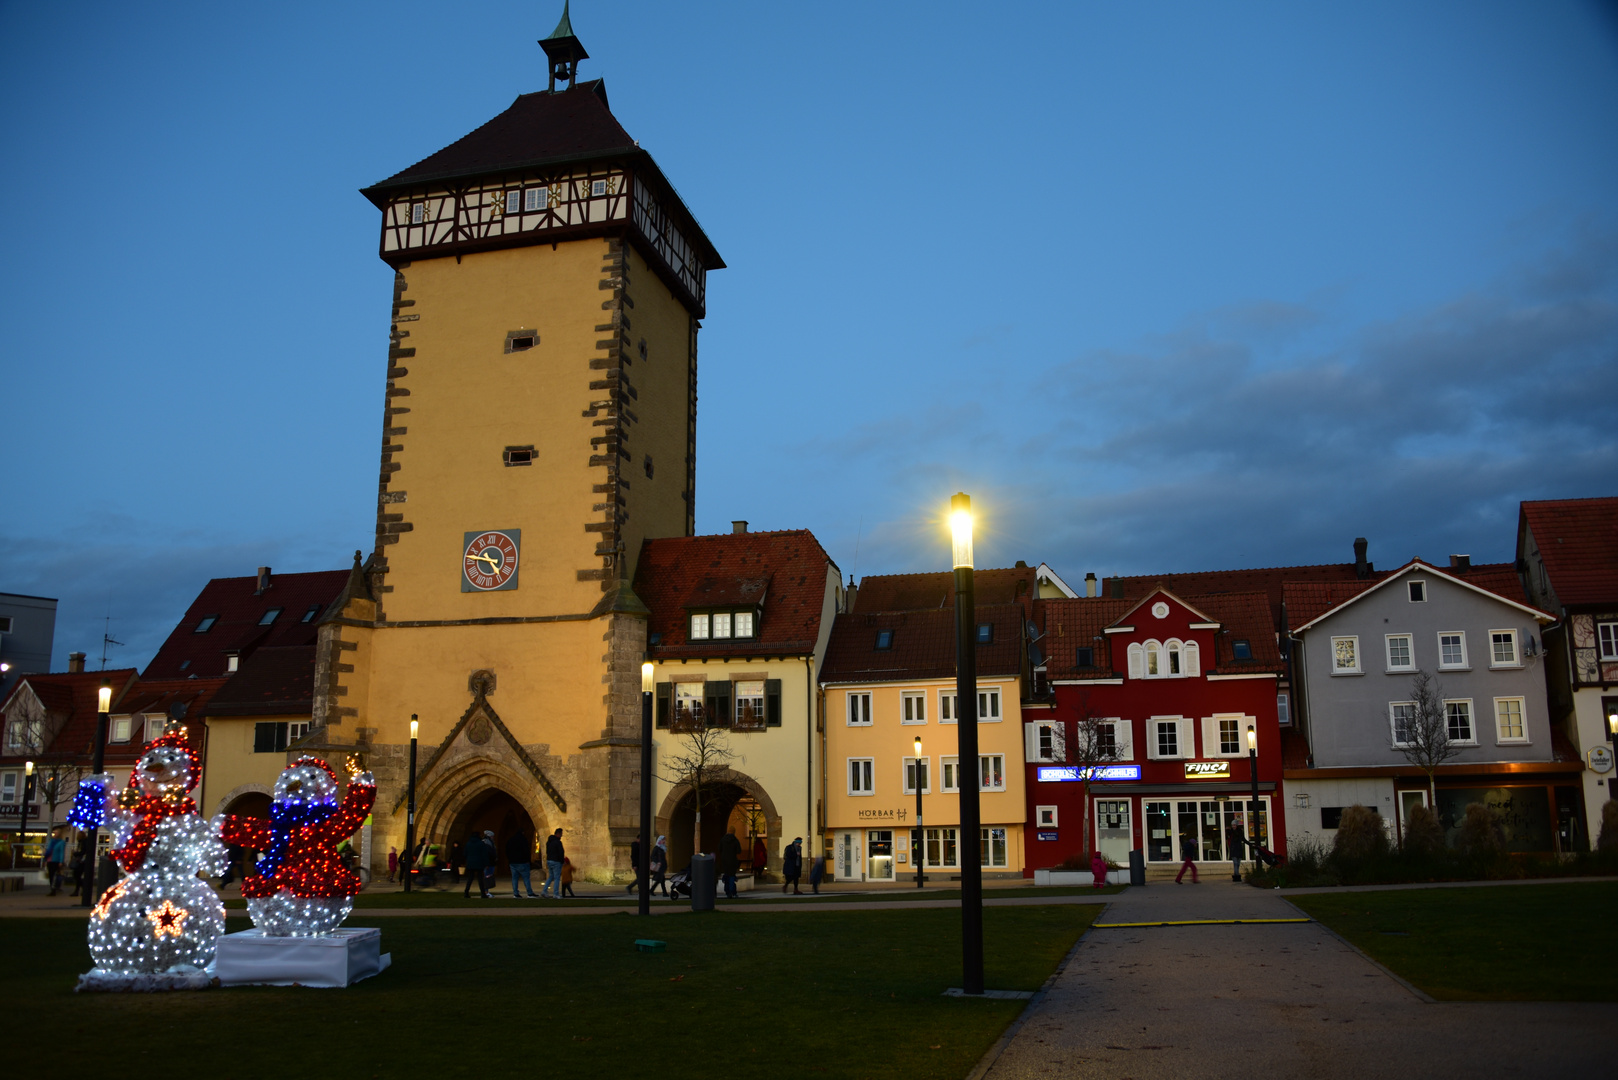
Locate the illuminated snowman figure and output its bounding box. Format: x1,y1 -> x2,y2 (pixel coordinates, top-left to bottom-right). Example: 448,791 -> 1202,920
223,756 -> 375,936
83,729 -> 228,980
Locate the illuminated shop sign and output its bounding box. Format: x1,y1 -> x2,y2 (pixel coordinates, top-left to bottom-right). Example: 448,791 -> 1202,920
1036,765 -> 1142,783
1184,761 -> 1231,780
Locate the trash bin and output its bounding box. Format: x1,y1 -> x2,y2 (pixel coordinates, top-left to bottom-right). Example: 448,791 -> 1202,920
689,853 -> 717,911
1128,848 -> 1145,887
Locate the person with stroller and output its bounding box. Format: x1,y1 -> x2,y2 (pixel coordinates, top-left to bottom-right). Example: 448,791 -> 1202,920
648,835 -> 669,898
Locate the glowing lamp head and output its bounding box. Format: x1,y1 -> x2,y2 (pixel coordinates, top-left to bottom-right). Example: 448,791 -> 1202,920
642,660 -> 654,694
410,714 -> 419,741
25,760 -> 34,777
98,683 -> 112,713
274,757 -> 340,808
949,492 -> 973,569
914,736 -> 922,757
1246,724 -> 1256,751
1609,710 -> 1618,736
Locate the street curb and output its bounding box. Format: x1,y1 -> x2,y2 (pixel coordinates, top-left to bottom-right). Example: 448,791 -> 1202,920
962,901 -> 1109,1080
1279,895 -> 1435,1004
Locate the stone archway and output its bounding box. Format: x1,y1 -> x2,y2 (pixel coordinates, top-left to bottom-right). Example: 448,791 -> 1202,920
214,783 -> 272,818
414,758 -> 552,867
655,768 -> 782,876
447,788 -> 538,874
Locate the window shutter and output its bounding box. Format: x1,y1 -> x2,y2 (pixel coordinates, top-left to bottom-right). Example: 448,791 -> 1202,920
765,679 -> 782,726
1023,723 -> 1042,763
1127,644 -> 1144,679
1183,641 -> 1200,677
1200,716 -> 1218,758
1050,720 -> 1067,763
1145,720 -> 1163,760
655,683 -> 672,729
1179,718 -> 1196,759
1113,720 -> 1133,761
253,722 -> 278,753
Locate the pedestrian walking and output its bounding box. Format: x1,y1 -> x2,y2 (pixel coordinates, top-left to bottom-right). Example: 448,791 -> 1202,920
809,853 -> 825,894
449,839 -> 464,883
68,848 -> 86,897
751,835 -> 768,878
542,828 -> 565,898
718,829 -> 741,899
1090,849 -> 1109,890
463,831 -> 494,899
625,835 -> 642,894
561,856 -> 576,897
507,829 -> 536,898
649,835 -> 669,897
782,837 -> 803,894
43,827 -> 67,896
1174,831 -> 1199,884
1227,818 -> 1247,881
387,845 -> 399,883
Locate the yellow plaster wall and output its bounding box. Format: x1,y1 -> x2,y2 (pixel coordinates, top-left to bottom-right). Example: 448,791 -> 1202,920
201,714 -> 306,816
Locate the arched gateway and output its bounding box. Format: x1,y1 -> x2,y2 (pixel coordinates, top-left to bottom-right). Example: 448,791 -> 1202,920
656,768 -> 782,875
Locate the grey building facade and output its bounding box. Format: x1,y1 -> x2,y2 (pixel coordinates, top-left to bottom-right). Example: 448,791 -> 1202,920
0,593 -> 57,701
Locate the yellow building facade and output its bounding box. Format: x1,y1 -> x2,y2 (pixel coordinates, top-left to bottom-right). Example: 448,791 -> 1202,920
309,20 -> 724,880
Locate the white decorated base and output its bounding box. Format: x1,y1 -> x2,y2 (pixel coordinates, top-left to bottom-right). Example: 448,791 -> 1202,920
217,927 -> 389,988
76,967 -> 215,993
246,890 -> 353,937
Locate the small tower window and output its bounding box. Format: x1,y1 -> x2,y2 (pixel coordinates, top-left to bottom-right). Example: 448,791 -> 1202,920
591,179 -> 608,196
503,446 -> 535,467
524,187 -> 543,212
410,202 -> 425,224
505,331 -> 538,353
1408,580 -> 1427,602
505,190 -> 521,214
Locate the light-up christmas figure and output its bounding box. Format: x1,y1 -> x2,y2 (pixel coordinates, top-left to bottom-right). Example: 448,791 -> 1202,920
79,729 -> 228,989
223,756 -> 375,936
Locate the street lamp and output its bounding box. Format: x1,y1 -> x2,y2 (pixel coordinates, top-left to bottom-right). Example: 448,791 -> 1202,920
913,735 -> 924,889
640,657 -> 654,917
80,681 -> 113,908
1245,723 -> 1259,881
403,715 -> 418,893
18,762 -> 33,873
950,492 -> 984,995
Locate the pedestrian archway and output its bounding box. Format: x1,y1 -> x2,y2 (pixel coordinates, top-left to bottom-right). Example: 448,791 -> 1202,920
448,788 -> 538,873
656,769 -> 781,874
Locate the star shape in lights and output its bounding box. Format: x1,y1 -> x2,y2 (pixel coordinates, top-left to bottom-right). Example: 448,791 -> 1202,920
91,879 -> 126,921
146,899 -> 189,939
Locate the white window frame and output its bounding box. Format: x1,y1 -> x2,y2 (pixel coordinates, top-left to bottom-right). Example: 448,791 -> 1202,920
523,187 -> 543,212
1331,635 -> 1361,675
409,201 -> 425,224
847,757 -> 875,795
1201,714 -> 1247,758
1277,692 -> 1290,726
1147,716 -> 1192,760
924,827 -> 959,868
591,178 -> 609,196
1127,642 -> 1144,679
846,692 -> 872,726
1443,698 -> 1476,745
712,612 -> 733,639
734,681 -> 765,728
901,691 -> 927,725
110,716 -> 132,743
1035,805 -> 1058,828
1408,580 -> 1427,603
689,613 -> 710,640
674,682 -> 704,728
978,687 -> 1002,723
1025,720 -> 1067,763
1385,633 -> 1414,672
733,610 -> 755,638
1438,631 -> 1469,670
1488,629 -> 1520,668
979,754 -> 1006,791
981,827 -> 1008,868
1600,621 -> 1618,661
1493,696 -> 1528,744
940,756 -> 960,793
1105,718 -> 1134,761
505,190 -> 521,214
288,721 -> 311,743
143,715 -> 165,743
902,756 -> 931,795
1,771 -> 16,803
1389,701 -> 1417,748
939,691 -> 958,725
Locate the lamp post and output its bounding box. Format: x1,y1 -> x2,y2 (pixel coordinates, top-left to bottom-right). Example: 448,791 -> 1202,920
18,762 -> 33,872
914,735 -> 924,888
640,658 -> 654,917
951,493 -> 984,995
1246,724 -> 1260,879
403,716 -> 418,893
80,681 -> 113,908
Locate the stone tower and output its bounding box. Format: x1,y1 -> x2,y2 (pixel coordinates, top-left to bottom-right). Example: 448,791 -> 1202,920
313,5 -> 724,880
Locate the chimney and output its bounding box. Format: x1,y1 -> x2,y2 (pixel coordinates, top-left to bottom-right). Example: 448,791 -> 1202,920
731,521 -> 747,534
1353,538 -> 1369,580
1084,572 -> 1097,598
68,651 -> 86,673
845,574 -> 858,613
1449,554 -> 1471,571
255,566 -> 272,594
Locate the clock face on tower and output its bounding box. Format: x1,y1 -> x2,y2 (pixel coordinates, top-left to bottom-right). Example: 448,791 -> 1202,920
462,529 -> 521,592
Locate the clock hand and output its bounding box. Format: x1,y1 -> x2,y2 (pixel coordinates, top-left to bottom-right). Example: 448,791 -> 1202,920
470,552 -> 499,569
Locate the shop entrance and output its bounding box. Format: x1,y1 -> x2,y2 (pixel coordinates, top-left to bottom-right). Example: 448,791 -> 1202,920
1095,800 -> 1131,864
866,830 -> 894,880
836,831 -> 861,880
1145,798 -> 1269,862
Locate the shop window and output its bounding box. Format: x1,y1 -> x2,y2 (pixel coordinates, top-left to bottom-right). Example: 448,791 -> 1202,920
925,827 -> 958,868
846,692 -> 872,726
981,827 -> 1008,868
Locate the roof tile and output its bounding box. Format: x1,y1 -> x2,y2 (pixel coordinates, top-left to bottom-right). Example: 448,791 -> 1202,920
1520,497 -> 1618,608
820,604 -> 1025,684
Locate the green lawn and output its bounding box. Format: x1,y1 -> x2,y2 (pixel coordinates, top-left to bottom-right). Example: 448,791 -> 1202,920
1291,881 -> 1618,1002
6,904 -> 1099,1079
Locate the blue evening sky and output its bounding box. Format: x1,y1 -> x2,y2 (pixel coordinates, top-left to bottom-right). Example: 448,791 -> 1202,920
2,1 -> 1615,670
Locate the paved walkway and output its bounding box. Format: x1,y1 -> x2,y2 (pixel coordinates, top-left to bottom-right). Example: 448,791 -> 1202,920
981,879 -> 1615,1080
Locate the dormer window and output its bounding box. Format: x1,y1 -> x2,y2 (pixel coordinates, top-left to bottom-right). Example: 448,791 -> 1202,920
690,614 -> 710,640
875,629 -> 894,651
713,613 -> 733,638
1232,640 -> 1253,660
259,608 -> 282,626
194,616 -> 218,633
689,610 -> 757,642
734,611 -> 755,637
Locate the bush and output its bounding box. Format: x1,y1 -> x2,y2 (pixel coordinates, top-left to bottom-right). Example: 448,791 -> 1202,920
1401,803 -> 1445,857
1455,802 -> 1504,857
1332,804 -> 1390,864
1598,800 -> 1618,853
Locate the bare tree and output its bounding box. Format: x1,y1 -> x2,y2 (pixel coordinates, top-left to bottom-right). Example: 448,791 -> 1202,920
1391,670 -> 1462,805
1068,690 -> 1122,860
656,709 -> 738,863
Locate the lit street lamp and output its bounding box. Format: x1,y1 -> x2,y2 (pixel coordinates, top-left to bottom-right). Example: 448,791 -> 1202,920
404,715 -> 418,893
640,657 -> 654,917
951,492 -> 983,995
913,735 -> 924,889
1245,723 -> 1259,880
18,762 -> 34,872
80,681 -> 113,908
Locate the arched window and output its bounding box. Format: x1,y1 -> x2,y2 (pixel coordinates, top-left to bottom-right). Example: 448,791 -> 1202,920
1183,641 -> 1200,677
1167,640 -> 1182,675
1127,643 -> 1144,679
1145,641 -> 1160,677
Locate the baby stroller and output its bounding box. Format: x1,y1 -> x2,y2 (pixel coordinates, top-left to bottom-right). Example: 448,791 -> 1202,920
667,869 -> 693,900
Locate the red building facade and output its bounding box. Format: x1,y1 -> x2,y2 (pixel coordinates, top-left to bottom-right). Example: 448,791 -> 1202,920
1024,588 -> 1287,876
